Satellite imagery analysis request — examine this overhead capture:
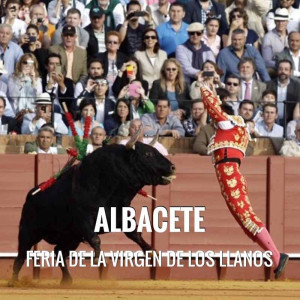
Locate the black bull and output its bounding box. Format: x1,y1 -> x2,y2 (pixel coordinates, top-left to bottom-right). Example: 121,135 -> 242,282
12,142 -> 175,284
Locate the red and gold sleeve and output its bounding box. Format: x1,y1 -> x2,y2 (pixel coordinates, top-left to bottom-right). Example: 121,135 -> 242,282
201,86 -> 229,123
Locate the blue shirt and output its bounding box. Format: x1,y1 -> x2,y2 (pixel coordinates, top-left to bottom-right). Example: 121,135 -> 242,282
167,91 -> 178,110
217,45 -> 270,83
0,41 -> 24,83
156,21 -> 189,56
255,119 -> 284,138
141,113 -> 185,137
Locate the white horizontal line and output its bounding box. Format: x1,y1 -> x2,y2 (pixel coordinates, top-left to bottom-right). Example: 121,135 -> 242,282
1,252 -> 300,259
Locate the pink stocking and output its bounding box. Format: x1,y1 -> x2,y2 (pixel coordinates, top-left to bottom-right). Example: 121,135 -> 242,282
256,227 -> 280,267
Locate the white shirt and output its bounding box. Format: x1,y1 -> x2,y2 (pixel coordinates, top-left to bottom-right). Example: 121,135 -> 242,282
277,79 -> 289,121
290,50 -> 300,77
38,146 -> 58,154
45,75 -> 67,114
95,101 -> 105,124
131,104 -> 140,119
94,27 -> 106,53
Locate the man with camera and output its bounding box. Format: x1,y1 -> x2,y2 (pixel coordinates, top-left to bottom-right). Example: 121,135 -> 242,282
21,92 -> 68,135
176,22 -> 215,84
117,0 -> 153,56
1,0 -> 27,43
74,58 -> 105,97
76,77 -> 115,125
43,53 -> 75,117
29,4 -> 55,49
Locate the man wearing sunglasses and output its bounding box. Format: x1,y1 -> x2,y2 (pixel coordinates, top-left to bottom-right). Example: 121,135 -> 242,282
176,22 -> 215,83
224,74 -> 241,115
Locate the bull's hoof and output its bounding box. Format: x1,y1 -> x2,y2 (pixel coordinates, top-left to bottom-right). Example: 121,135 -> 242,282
7,279 -> 17,287
60,277 -> 73,287
147,249 -> 157,259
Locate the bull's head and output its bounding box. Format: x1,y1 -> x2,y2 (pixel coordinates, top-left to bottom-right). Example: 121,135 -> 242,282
125,127 -> 176,186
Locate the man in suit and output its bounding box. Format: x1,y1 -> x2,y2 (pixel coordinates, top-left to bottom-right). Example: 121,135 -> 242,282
267,59 -> 300,126
238,57 -> 266,108
49,25 -> 87,84
0,96 -> 17,133
275,31 -> 300,79
43,53 -> 75,117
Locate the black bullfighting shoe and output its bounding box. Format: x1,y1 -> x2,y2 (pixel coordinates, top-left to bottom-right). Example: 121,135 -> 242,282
274,253 -> 289,279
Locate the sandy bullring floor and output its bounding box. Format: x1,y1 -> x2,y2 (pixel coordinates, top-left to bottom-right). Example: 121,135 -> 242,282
0,279 -> 300,300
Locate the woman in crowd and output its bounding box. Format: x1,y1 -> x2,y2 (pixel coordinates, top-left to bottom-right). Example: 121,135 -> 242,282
150,58 -> 190,119
21,24 -> 48,78
225,8 -> 259,48
7,53 -> 42,114
202,14 -> 221,58
190,60 -> 224,100
112,57 -> 148,99
104,98 -> 131,136
77,78 -> 115,125
2,0 -> 27,43
118,80 -> 155,119
134,28 -> 167,89
69,98 -> 103,137
97,31 -> 128,98
18,0 -> 39,24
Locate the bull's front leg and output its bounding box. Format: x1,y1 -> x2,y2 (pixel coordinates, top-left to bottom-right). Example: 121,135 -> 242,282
54,238 -> 81,286
125,230 -> 153,253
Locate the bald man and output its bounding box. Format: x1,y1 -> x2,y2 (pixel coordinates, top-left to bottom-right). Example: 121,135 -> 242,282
119,119 -> 168,156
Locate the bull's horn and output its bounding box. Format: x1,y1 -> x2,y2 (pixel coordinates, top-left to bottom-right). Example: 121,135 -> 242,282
149,129 -> 159,146
125,124 -> 142,150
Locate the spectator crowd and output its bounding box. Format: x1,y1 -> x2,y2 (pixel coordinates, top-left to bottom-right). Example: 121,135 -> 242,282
0,0 -> 299,156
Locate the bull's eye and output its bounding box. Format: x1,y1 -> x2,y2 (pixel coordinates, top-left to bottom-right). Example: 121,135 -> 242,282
144,152 -> 155,158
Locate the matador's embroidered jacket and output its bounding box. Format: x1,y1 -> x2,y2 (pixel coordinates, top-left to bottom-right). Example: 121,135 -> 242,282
200,86 -> 250,156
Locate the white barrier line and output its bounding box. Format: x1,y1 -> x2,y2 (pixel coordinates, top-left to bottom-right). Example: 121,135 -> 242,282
1,252 -> 300,259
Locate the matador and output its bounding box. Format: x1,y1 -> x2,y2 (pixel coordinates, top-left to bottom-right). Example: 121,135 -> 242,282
200,85 -> 289,279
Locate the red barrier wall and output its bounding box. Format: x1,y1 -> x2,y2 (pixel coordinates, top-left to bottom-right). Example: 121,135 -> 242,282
0,154 -> 299,281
